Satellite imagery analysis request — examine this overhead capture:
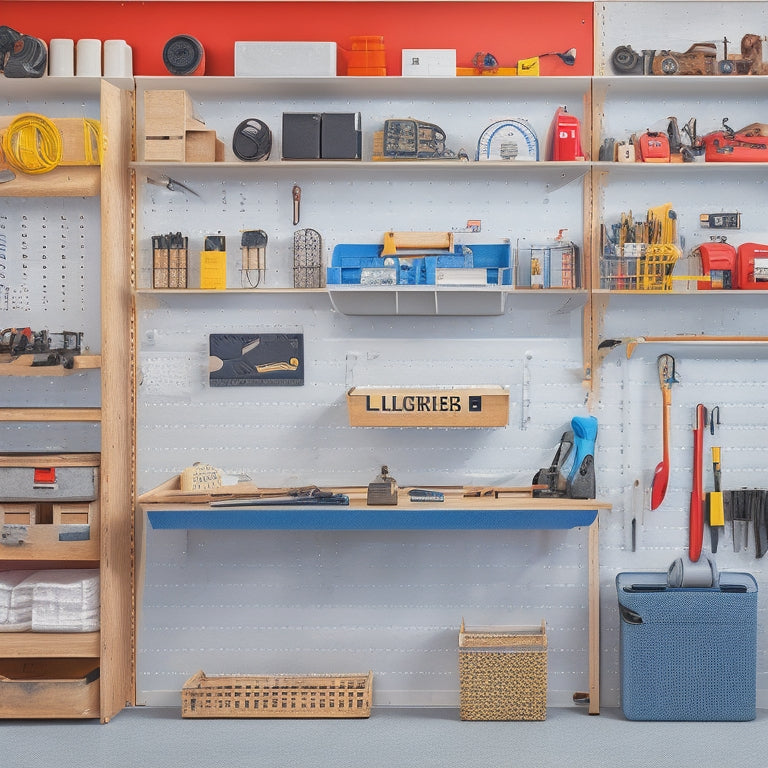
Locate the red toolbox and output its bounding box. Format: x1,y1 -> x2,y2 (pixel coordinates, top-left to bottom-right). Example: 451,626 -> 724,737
737,242 -> 768,289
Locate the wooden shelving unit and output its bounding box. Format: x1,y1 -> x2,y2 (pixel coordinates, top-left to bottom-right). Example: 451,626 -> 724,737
0,80 -> 134,722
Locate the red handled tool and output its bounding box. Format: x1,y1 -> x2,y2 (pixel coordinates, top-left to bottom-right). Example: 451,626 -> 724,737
651,354 -> 678,510
689,403 -> 707,562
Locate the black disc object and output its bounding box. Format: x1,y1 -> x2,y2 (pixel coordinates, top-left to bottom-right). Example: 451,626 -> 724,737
232,119 -> 272,161
162,34 -> 204,75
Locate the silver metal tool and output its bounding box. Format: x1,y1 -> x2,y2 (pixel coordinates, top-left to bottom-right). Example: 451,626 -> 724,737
146,175 -> 200,197
292,185 -> 301,225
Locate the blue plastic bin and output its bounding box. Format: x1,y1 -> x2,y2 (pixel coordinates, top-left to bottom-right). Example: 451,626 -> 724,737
326,242 -> 512,285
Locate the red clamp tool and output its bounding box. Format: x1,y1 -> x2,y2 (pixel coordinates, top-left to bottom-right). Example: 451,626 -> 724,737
689,403 -> 707,562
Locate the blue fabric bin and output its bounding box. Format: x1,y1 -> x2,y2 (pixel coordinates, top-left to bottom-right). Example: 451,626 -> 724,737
616,570 -> 757,721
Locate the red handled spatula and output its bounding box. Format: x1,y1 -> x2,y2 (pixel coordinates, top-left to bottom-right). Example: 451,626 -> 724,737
651,354 -> 678,510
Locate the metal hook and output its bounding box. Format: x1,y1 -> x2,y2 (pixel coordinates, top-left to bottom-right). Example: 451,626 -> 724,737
710,405 -> 721,435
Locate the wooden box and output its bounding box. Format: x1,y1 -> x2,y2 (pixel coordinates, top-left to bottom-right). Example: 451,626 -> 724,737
347,386 -> 509,427
182,670 -> 373,718
0,660 -> 100,719
0,501 -> 99,559
459,620 -> 547,721
143,89 -> 223,162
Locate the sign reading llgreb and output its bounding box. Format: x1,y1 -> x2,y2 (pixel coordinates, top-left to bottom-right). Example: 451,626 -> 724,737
347,386 -> 509,427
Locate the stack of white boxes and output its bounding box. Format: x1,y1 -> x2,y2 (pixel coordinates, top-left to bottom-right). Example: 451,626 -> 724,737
0,570 -> 99,632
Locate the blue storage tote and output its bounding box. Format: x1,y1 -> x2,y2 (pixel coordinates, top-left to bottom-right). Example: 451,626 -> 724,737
616,570 -> 757,721
326,242 -> 511,285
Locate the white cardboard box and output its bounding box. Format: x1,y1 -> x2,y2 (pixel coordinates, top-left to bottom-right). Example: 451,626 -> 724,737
402,49 -> 456,77
235,42 -> 337,77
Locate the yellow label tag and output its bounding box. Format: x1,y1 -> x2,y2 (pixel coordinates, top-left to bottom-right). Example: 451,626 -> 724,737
517,57 -> 540,76
200,250 -> 227,290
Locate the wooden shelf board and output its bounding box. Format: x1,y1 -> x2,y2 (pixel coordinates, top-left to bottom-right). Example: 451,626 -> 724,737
0,631 -> 100,658
0,355 -> 101,376
0,408 -> 101,422
0,167 -> 100,197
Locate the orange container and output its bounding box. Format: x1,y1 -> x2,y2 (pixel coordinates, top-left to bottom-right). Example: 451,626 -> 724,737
347,35 -> 386,76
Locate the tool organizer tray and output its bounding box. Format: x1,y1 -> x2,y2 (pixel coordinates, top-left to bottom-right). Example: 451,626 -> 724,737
616,570 -> 757,721
326,243 -> 512,285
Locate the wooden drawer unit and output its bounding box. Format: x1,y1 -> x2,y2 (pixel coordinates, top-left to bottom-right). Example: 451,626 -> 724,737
0,501 -> 100,560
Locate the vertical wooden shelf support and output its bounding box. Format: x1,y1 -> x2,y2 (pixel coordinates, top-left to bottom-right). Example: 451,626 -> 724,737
99,80 -> 136,722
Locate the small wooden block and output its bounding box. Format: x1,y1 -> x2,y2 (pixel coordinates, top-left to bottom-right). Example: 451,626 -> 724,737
0,503 -> 37,525
53,502 -> 93,526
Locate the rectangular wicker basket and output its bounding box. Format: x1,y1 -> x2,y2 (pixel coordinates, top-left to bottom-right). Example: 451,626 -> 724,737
181,670 -> 373,719
459,620 -> 547,721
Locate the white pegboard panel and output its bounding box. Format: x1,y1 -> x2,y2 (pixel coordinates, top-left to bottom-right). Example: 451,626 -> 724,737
596,1 -> 768,74
135,169 -> 585,290
134,62 -> 768,711
595,331 -> 768,706
137,527 -> 592,707
135,76 -> 591,164
596,167 -> 768,258
0,199 -> 102,347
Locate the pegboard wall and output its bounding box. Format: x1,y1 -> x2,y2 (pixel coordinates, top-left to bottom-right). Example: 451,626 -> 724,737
0,91 -> 102,451
135,2 -> 768,709
6,0 -> 768,712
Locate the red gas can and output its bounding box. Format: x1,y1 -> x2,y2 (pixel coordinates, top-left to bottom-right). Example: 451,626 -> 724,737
549,106 -> 585,161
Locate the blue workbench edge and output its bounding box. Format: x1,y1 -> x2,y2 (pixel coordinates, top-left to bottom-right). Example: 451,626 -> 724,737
145,506 -> 599,531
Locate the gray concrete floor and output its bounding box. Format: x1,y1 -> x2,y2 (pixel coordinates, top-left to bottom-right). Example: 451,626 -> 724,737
2,707 -> 768,768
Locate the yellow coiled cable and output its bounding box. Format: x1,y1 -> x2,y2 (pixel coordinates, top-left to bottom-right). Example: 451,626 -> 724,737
77,118 -> 103,166
2,113 -> 62,174
2,114 -> 103,174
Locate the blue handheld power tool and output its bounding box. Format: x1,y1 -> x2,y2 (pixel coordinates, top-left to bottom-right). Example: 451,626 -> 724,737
533,415 -> 597,499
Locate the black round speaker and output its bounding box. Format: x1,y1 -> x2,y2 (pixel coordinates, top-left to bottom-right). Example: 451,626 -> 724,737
162,34 -> 205,76
232,119 -> 272,162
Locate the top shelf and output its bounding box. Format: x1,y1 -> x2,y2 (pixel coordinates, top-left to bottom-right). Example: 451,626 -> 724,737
134,75 -> 593,98
0,76 -> 133,100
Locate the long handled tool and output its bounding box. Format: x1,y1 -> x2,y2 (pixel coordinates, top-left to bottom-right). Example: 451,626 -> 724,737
689,403 -> 707,561
651,354 -> 678,510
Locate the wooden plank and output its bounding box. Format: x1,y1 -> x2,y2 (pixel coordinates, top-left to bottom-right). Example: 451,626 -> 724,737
587,517 -> 600,714
0,166 -> 99,197
0,453 -> 99,468
0,632 -> 100,658
0,408 -> 100,422
98,79 -> 136,722
0,354 -> 100,376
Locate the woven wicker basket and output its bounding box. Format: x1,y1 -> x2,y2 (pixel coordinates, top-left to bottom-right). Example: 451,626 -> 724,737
181,670 -> 372,719
459,620 -> 547,721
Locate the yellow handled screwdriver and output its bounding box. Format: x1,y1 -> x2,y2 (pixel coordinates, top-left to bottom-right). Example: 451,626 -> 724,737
709,446 -> 725,553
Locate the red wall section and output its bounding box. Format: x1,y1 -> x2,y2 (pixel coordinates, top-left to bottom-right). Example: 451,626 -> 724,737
4,2 -> 593,76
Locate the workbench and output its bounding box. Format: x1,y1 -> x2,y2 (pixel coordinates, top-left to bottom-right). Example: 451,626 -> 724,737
138,490 -> 608,714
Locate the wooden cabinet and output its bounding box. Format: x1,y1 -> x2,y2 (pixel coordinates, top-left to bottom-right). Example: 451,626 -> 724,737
0,80 -> 134,722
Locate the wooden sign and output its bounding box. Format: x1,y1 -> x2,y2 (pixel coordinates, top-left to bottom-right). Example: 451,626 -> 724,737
347,386 -> 509,427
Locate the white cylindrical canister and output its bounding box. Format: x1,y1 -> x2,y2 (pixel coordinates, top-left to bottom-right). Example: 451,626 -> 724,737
103,39 -> 133,78
76,38 -> 102,76
48,38 -> 75,77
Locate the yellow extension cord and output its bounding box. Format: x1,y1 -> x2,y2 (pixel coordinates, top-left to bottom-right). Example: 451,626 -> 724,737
1,113 -> 102,174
